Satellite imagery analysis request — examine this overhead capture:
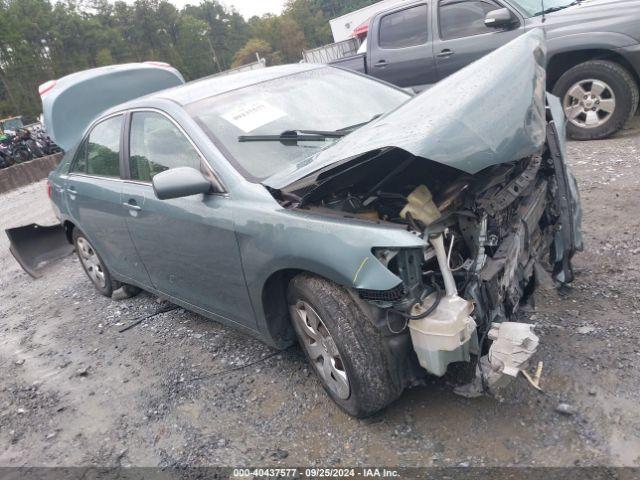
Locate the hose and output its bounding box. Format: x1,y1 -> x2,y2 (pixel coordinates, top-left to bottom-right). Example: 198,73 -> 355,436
385,284 -> 442,334
393,283 -> 443,320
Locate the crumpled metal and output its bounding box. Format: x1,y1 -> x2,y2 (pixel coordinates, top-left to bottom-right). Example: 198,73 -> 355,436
268,28 -> 548,189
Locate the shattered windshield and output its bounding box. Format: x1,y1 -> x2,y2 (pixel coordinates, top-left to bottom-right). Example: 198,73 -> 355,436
186,67 -> 410,181
508,0 -> 579,16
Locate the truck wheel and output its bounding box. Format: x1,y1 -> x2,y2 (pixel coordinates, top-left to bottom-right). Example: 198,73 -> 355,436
553,60 -> 639,140
287,273 -> 402,417
73,228 -> 119,297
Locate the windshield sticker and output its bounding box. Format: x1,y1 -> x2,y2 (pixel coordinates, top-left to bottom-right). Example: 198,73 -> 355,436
221,101 -> 286,132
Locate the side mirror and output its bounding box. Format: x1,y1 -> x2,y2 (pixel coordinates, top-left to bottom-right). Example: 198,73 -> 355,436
152,166 -> 212,200
484,8 -> 516,28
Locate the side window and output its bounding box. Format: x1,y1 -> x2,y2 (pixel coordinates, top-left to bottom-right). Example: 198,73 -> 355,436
72,115 -> 122,177
129,111 -> 202,182
70,140 -> 88,173
439,0 -> 502,40
379,5 -> 428,49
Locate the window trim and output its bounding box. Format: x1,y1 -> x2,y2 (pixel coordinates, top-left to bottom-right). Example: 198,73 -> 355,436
437,0 -> 517,41
377,3 -> 430,51
124,108 -> 227,194
69,112 -> 125,179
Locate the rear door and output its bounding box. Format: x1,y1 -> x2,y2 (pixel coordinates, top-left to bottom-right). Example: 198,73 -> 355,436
121,109 -> 255,327
64,114 -> 149,283
433,0 -> 524,80
368,3 -> 438,89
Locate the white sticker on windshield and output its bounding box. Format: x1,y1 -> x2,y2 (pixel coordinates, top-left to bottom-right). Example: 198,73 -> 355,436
221,100 -> 286,133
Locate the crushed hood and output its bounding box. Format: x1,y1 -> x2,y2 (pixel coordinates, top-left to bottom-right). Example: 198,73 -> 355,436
265,29 -> 547,191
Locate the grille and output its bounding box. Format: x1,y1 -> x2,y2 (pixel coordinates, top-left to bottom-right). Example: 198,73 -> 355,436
358,284 -> 405,302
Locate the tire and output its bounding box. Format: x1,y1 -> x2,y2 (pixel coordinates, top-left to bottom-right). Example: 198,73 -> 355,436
552,60 -> 639,140
287,273 -> 402,417
72,228 -> 120,297
553,60 -> 639,140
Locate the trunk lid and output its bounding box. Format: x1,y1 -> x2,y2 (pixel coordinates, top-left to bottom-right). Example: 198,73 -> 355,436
40,62 -> 184,151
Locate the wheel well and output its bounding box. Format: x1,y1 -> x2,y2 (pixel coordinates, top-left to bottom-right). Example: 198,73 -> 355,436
62,220 -> 75,244
261,268 -> 302,345
547,49 -> 640,92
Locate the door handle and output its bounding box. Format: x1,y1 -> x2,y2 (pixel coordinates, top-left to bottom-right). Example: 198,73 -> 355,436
66,186 -> 77,193
123,201 -> 141,211
436,49 -> 455,58
374,59 -> 388,68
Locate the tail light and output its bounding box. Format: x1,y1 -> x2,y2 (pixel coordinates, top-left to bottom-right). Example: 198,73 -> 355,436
46,180 -> 52,199
144,61 -> 172,68
39,80 -> 57,97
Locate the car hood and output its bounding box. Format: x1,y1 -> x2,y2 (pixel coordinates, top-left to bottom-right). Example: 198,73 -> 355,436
264,28 -> 547,192
527,0 -> 640,44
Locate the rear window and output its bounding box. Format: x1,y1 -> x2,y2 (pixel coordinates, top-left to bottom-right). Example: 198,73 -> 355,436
379,5 -> 429,49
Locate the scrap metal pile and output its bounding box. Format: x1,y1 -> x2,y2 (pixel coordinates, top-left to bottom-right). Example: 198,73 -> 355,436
0,121 -> 61,169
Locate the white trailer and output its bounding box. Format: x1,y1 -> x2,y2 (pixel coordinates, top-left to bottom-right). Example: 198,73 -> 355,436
328,0 -> 407,43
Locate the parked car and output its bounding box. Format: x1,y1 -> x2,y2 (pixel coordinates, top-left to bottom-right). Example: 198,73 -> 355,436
10,31 -> 582,417
330,0 -> 640,140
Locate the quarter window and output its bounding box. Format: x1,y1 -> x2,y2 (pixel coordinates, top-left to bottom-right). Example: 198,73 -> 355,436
439,0 -> 502,40
72,115 -> 122,177
379,5 -> 428,49
129,111 -> 202,182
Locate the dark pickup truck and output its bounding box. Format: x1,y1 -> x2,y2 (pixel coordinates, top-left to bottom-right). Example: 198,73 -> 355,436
331,0 -> 640,140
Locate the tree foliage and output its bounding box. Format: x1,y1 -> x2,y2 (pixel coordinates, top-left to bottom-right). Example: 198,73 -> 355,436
0,0 -> 380,121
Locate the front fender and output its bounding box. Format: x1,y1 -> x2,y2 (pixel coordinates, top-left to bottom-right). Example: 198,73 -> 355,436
546,32 -> 639,54
234,203 -> 426,326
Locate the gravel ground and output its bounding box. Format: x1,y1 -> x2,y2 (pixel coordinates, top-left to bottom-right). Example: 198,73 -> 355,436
0,119 -> 639,468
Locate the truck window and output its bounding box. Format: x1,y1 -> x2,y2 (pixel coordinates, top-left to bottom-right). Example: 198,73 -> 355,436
379,5 -> 428,49
439,0 -> 502,40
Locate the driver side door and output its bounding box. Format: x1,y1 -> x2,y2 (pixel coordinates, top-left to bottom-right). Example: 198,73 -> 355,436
121,110 -> 256,328
433,0 -> 524,80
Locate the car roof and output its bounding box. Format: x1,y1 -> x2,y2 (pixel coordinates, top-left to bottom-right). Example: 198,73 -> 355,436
109,63 -> 325,114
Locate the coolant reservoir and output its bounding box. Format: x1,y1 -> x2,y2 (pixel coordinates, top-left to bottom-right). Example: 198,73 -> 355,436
400,185 -> 441,226
408,293 -> 477,377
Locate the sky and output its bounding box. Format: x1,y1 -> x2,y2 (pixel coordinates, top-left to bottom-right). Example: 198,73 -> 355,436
157,0 -> 287,18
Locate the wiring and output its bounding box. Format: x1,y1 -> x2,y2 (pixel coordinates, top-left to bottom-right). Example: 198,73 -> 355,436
189,350 -> 282,381
118,303 -> 180,333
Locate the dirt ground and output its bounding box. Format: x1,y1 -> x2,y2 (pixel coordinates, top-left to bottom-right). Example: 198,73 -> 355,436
1,119 -> 639,468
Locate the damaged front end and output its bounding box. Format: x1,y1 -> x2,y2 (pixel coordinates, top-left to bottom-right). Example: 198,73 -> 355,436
266,29 -> 582,395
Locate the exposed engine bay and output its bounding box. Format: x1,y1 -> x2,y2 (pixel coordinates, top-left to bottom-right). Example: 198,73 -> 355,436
273,108 -> 581,395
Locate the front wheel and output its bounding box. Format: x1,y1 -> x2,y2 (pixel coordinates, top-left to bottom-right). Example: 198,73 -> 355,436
287,274 -> 402,417
553,60 -> 639,140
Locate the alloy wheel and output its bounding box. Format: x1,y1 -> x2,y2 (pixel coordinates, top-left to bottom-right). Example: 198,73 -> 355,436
563,79 -> 616,129
290,300 -> 350,399
76,237 -> 107,289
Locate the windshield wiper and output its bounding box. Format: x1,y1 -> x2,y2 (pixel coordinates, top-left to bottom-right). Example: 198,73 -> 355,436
238,130 -> 346,143
238,114 -> 383,144
535,0 -> 579,15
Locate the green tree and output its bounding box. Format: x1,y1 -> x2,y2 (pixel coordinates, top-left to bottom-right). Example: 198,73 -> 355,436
0,0 -> 380,122
232,38 -> 274,68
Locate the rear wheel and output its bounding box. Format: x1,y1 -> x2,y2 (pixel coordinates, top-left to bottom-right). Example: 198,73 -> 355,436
73,229 -> 118,297
287,273 -> 402,417
553,60 -> 639,140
